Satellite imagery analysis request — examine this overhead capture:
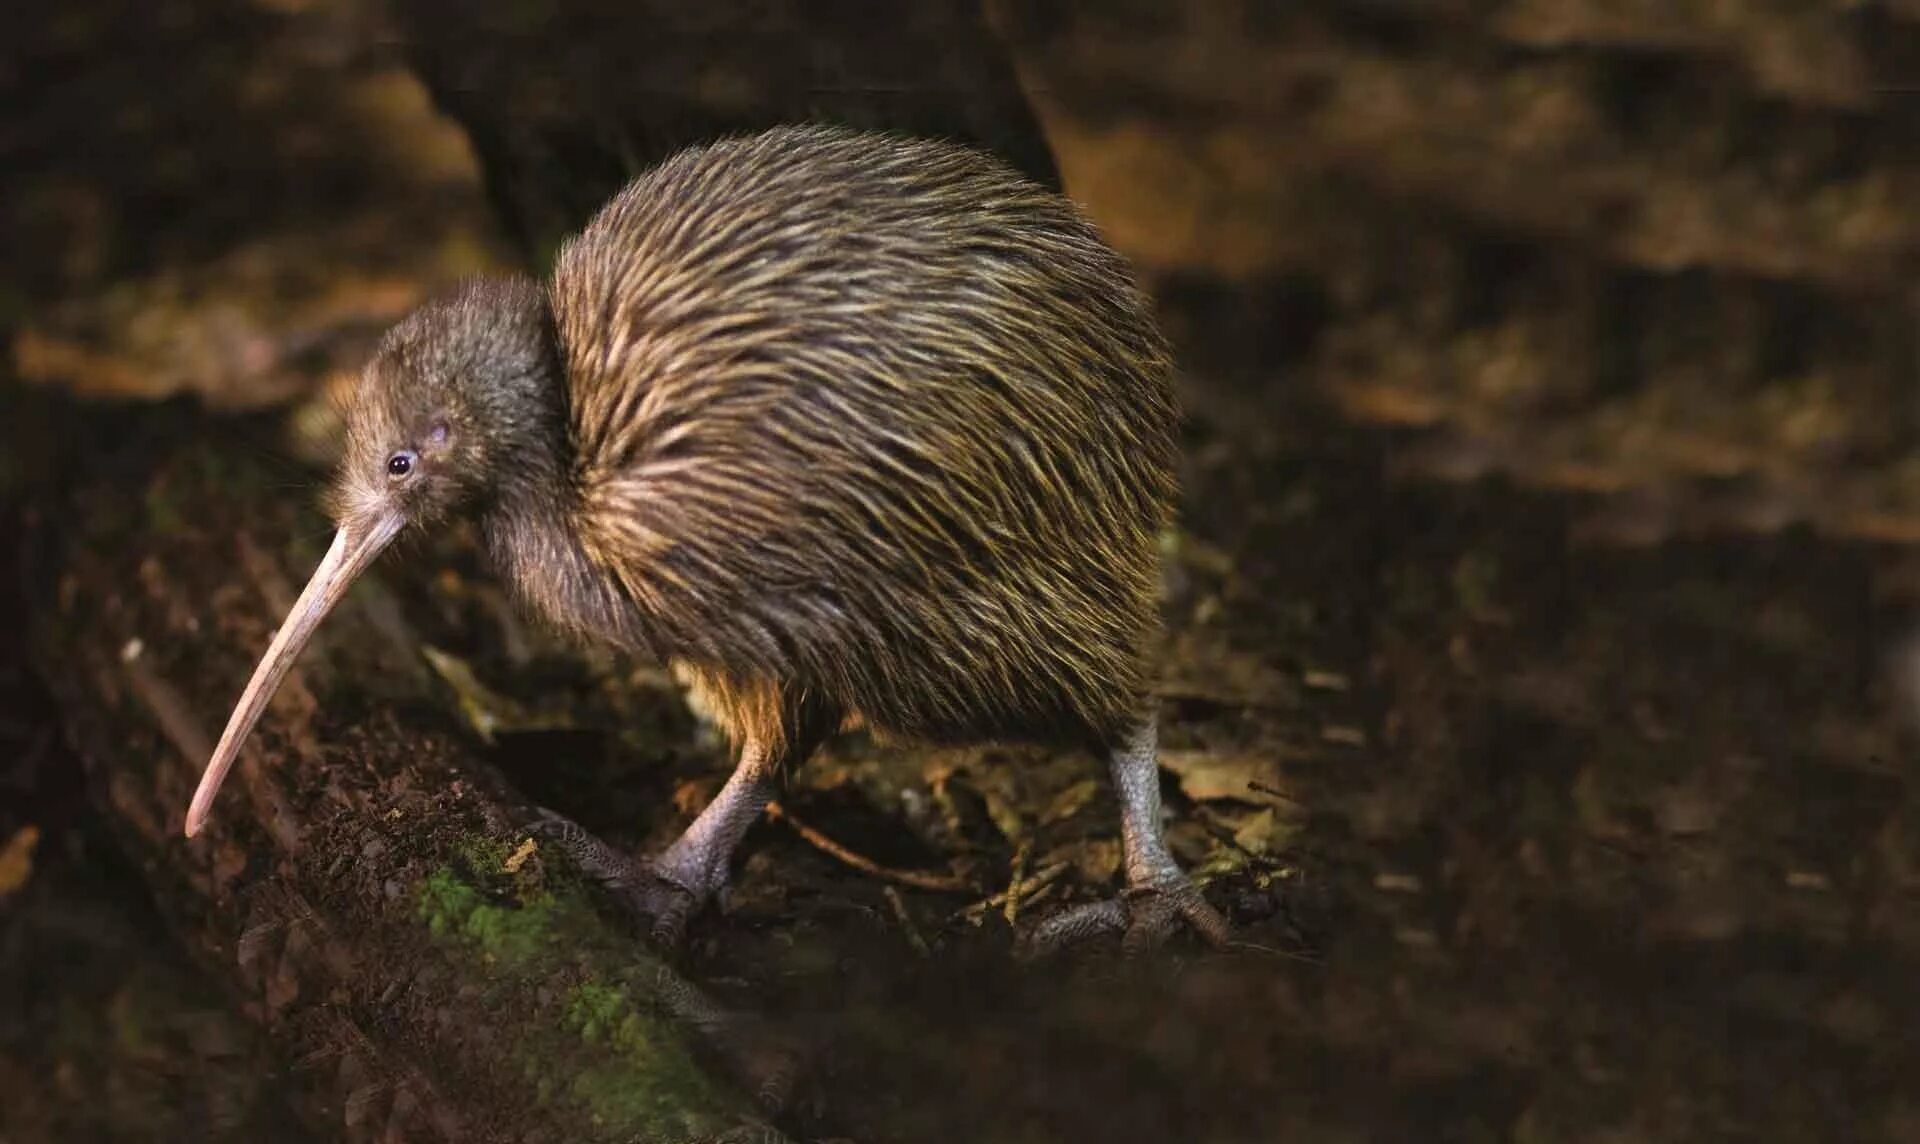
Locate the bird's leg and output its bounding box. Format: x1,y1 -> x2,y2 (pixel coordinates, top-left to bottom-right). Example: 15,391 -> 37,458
1022,718 -> 1232,956
648,736 -> 778,917
534,736 -> 779,948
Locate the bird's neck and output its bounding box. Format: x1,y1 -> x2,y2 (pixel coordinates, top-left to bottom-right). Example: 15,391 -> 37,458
482,460 -> 653,655
475,346 -> 655,655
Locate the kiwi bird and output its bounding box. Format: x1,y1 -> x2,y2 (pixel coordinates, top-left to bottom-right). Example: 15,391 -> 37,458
184,124 -> 1230,953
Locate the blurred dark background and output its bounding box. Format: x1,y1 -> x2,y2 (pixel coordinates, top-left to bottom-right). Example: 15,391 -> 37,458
3,2 -> 1919,1141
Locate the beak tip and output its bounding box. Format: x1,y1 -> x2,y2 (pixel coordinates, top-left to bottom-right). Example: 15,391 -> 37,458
183,799 -> 209,838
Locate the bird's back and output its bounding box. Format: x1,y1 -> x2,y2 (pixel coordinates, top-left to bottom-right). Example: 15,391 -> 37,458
547,125 -> 1178,750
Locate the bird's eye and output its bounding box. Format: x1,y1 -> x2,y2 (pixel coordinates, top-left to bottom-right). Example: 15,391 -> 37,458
386,451 -> 416,479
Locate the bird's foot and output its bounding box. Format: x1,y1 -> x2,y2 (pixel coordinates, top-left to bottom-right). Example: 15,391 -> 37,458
528,808 -> 714,948
521,814 -> 814,1109
1019,873 -> 1232,959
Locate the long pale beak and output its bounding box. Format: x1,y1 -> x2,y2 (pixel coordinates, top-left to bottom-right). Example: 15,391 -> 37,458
184,514 -> 403,837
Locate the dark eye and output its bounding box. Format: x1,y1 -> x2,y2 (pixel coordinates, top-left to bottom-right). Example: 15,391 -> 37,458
386,451 -> 416,479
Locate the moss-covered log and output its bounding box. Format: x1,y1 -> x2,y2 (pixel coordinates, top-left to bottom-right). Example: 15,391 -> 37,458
24,403 -> 794,1144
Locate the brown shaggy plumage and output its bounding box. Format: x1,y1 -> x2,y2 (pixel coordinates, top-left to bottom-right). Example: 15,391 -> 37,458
344,124 -> 1179,758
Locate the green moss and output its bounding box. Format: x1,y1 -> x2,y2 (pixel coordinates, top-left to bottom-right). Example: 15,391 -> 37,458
415,867 -> 556,968
454,833 -> 515,875
414,827 -> 618,969
414,843 -> 749,1138
565,1062 -> 720,1137
556,981 -> 731,1135
563,981 -> 628,1043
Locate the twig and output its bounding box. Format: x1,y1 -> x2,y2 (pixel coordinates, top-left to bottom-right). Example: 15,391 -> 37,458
955,860 -> 1071,924
1247,779 -> 1304,806
1224,939 -> 1324,966
763,800 -> 973,893
1002,840 -> 1030,928
883,886 -> 931,958
120,636 -> 213,766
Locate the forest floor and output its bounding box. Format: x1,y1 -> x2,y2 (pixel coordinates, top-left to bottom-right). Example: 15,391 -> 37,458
7,305 -> 1918,1144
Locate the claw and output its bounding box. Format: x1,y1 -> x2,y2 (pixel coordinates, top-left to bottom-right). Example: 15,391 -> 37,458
528,807 -> 639,888
627,876 -> 701,948
1019,876 -> 1231,960
1121,878 -> 1232,952
528,806 -> 708,948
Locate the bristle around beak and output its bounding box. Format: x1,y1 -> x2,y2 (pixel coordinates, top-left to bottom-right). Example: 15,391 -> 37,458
184,514 -> 403,838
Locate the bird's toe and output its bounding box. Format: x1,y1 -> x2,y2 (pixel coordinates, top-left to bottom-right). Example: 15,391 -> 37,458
1120,878 -> 1232,953
527,806 -> 648,888
622,872 -> 702,948
1019,876 -> 1231,960
527,806 -> 710,948
1017,897 -> 1131,958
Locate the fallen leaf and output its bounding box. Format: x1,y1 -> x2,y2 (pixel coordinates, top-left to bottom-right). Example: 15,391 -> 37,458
672,778 -> 718,818
1156,641 -> 1300,710
1321,725 -> 1369,747
978,785 -> 1027,848
1039,779 -> 1099,827
1191,843 -> 1250,881
1229,807 -> 1301,857
1159,528 -> 1236,576
1301,669 -> 1351,692
1050,838 -> 1119,885
420,645 -> 570,742
502,837 -> 538,874
1159,749 -> 1286,804
0,825 -> 42,900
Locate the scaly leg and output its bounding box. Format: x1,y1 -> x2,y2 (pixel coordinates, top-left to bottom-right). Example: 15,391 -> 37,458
534,734 -> 788,948
1023,718 -> 1232,955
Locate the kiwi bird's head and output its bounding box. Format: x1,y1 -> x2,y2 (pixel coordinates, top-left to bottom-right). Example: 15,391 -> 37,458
184,277 -> 558,837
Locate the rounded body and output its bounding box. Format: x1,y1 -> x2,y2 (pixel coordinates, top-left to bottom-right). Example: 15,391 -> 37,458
545,126 -> 1178,751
